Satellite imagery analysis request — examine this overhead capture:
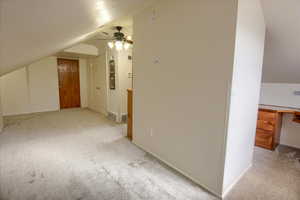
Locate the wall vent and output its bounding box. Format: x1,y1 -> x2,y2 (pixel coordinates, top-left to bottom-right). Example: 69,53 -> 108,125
121,114 -> 127,123
107,112 -> 117,122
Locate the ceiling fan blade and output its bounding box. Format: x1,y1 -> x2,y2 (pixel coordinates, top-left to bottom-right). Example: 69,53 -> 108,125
101,31 -> 109,36
125,39 -> 133,44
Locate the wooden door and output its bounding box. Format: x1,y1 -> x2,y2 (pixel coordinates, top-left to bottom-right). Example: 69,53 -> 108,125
57,58 -> 81,109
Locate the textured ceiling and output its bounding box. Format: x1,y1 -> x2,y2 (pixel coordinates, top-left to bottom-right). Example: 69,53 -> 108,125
0,0 -> 152,76
1,0 -> 299,83
261,0 -> 300,83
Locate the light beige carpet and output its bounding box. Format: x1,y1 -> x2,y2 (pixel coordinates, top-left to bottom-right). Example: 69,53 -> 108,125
0,109 -> 299,200
0,109 -> 216,200
225,145 -> 300,200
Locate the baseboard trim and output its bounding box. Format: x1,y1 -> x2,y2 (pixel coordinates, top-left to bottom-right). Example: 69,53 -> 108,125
222,164 -> 252,199
3,109 -> 60,117
132,140 -> 222,199
279,143 -> 300,150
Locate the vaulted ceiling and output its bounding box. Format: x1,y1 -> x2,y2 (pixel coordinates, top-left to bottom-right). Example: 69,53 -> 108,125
1,0 -> 299,83
261,0 -> 300,83
0,0 -> 153,76
84,17 -> 133,52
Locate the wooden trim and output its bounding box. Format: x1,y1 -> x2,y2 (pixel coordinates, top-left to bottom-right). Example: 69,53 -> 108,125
259,108 -> 278,113
259,108 -> 296,114
127,89 -> 133,141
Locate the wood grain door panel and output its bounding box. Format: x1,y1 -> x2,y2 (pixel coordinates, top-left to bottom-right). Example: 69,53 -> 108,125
57,59 -> 81,109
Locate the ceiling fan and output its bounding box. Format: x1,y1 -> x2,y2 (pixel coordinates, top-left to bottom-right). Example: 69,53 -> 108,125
94,26 -> 133,51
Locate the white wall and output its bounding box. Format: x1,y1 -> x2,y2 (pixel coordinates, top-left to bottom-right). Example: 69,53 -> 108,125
87,54 -> 108,114
79,59 -> 88,108
0,56 -> 88,116
117,49 -> 133,116
106,50 -> 120,118
0,68 -> 31,116
260,83 -> 300,108
223,0 -> 266,195
0,82 -> 3,132
105,48 -> 133,121
86,46 -> 133,119
281,114 -> 300,149
27,57 -> 60,113
260,0 -> 300,84
133,0 -> 238,196
260,83 -> 300,148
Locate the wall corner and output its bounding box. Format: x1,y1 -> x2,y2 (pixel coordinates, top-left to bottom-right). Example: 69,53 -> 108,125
0,81 -> 3,132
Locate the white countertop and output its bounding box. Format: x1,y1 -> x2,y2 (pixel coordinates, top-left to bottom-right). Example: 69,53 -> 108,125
259,104 -> 300,112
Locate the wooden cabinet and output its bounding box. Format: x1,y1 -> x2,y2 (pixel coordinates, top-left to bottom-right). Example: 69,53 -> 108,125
293,112 -> 300,123
127,89 -> 133,141
255,109 -> 282,150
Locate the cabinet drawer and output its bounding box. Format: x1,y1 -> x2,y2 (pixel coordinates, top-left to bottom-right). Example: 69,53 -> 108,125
257,120 -> 275,132
255,129 -> 273,149
258,111 -> 276,121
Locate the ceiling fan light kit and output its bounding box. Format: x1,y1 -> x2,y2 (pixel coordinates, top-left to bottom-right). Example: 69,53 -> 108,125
107,26 -> 133,51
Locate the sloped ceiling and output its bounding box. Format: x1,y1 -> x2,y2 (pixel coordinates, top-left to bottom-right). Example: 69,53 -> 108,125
0,0 -> 153,76
261,0 -> 300,83
84,17 -> 133,50
1,0 -> 299,83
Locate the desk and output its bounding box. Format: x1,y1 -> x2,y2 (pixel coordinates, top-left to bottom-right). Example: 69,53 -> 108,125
256,105 -> 300,150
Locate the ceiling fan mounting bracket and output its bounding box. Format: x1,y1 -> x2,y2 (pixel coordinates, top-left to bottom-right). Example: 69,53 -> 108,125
116,26 -> 123,32
114,26 -> 125,41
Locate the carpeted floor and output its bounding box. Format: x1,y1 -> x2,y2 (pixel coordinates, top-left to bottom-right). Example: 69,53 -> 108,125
225,145 -> 300,200
0,109 -> 299,200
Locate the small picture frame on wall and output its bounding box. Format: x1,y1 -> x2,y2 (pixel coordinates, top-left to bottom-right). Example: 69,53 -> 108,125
109,60 -> 116,90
